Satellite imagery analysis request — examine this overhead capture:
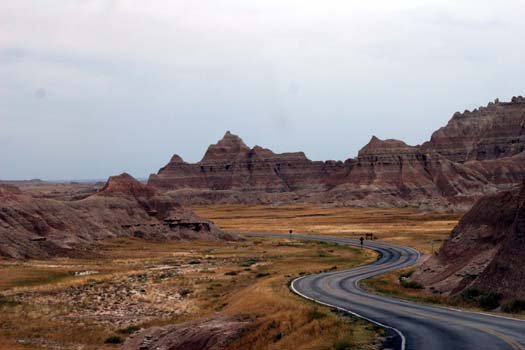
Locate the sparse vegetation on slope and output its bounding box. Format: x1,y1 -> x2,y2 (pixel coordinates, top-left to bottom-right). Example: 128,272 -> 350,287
0,235 -> 379,350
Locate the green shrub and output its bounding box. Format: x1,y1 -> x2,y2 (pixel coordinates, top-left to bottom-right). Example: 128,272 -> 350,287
334,340 -> 352,350
478,292 -> 502,310
308,308 -> 327,321
256,272 -> 271,278
225,271 -> 238,276
0,296 -> 20,307
399,270 -> 414,279
501,299 -> 525,313
239,258 -> 259,267
267,320 -> 280,329
179,289 -> 193,297
105,336 -> 124,344
460,288 -> 482,301
399,278 -> 424,289
460,288 -> 502,310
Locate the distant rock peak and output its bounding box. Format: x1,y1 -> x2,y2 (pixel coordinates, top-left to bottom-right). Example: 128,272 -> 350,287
98,173 -> 156,198
148,97 -> 525,207
169,154 -> 185,164
358,136 -> 416,156
200,131 -> 250,163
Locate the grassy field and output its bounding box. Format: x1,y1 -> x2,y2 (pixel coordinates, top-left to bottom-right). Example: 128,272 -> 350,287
194,204 -> 523,318
0,236 -> 380,350
193,205 -> 459,254
0,205 -> 461,349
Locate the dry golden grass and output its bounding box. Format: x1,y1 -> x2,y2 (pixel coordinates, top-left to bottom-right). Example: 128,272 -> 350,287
193,204 -> 459,254
0,205 -> 460,349
0,236 -> 380,350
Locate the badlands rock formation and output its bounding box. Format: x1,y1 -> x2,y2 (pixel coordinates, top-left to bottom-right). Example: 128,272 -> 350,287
0,174 -> 233,259
412,181 -> 525,299
149,131 -> 348,193
121,315 -> 251,350
148,97 -> 525,208
422,96 -> 525,162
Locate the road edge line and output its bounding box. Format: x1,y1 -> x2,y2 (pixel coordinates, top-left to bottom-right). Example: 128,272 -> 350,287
290,276 -> 407,350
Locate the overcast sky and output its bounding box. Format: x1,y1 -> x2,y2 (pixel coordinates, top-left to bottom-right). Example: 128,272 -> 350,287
1,0 -> 524,180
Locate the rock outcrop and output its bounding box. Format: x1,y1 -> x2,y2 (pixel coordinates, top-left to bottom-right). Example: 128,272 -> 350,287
0,174 -> 234,259
148,97 -> 525,208
149,131 -> 348,195
411,181 -> 525,299
422,97 -> 525,162
120,315 -> 251,350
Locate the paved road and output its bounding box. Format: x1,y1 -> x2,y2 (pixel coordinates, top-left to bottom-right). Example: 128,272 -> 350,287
248,233 -> 525,350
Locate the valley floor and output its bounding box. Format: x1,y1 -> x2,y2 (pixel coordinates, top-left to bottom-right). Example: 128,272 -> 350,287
0,236 -> 378,349
0,205 -> 460,350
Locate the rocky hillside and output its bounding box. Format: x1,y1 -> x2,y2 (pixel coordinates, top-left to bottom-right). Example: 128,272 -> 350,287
0,174 -> 234,259
148,97 -> 525,208
422,96 -> 525,162
411,181 -> 525,299
121,315 -> 251,350
149,131 -> 348,193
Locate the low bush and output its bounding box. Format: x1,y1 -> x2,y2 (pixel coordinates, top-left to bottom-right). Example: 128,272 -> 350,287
460,288 -> 502,310
105,336 -> 124,344
267,320 -> 280,329
334,339 -> 352,350
478,292 -> 502,310
399,270 -> 414,279
0,295 -> 21,307
239,258 -> 259,267
460,288 -> 482,300
501,299 -> 525,313
179,288 -> 193,297
308,308 -> 327,321
399,278 -> 423,289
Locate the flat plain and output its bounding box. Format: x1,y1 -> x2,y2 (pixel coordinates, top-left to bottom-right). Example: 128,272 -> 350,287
0,204 -> 459,349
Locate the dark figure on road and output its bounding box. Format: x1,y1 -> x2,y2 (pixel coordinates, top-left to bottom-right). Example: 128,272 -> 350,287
359,236 -> 364,248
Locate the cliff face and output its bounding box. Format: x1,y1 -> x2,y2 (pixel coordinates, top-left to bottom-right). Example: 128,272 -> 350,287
148,131 -> 349,195
412,181 -> 525,299
148,97 -> 525,208
422,97 -> 525,162
331,137 -> 489,204
0,174 -> 234,259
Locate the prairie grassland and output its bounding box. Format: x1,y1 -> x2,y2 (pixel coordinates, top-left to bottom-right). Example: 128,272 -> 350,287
0,236 -> 380,350
192,204 -> 459,254
191,204 -> 467,317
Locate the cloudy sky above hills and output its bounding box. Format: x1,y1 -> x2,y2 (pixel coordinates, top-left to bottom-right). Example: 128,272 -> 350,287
1,0 -> 524,180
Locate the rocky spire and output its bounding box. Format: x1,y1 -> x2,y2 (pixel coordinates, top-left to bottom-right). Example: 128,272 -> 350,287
200,131 -> 250,163
358,136 -> 415,156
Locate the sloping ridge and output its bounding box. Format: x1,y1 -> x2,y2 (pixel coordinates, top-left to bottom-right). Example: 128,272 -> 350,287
147,96 -> 525,208
412,181 -> 525,299
0,174 -> 235,259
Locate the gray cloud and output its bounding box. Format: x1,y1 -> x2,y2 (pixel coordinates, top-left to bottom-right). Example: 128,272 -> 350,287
1,0 -> 524,180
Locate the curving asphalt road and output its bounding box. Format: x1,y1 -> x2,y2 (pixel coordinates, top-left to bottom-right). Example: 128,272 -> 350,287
247,233 -> 525,350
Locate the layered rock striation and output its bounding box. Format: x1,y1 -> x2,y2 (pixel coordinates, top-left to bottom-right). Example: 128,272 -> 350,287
149,131 -> 348,195
0,174 -> 234,259
422,96 -> 525,162
412,181 -> 525,299
148,97 -> 525,208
